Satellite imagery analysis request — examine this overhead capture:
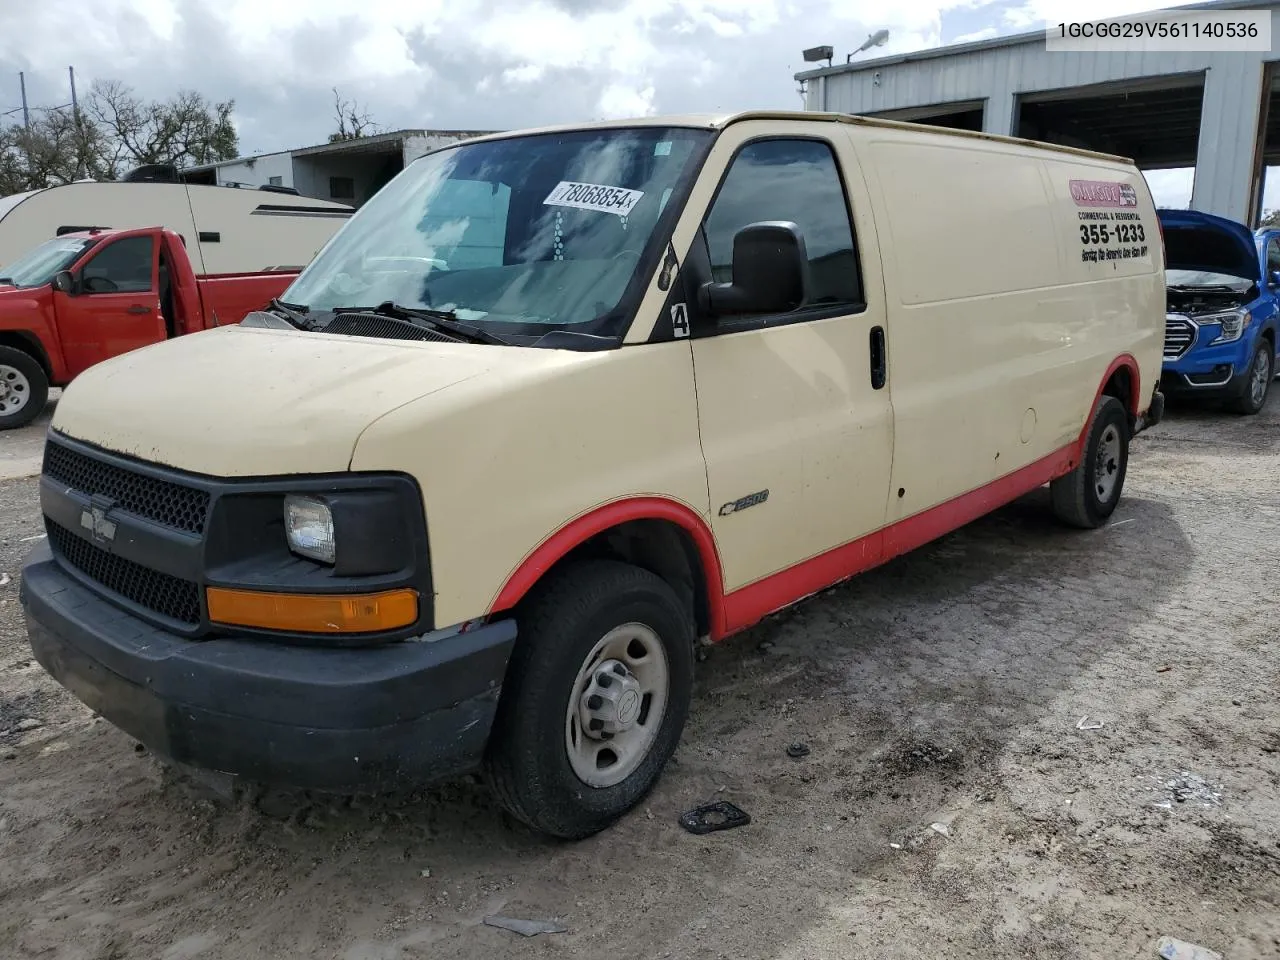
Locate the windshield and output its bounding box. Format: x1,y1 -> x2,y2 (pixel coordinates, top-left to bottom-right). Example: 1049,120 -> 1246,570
283,126 -> 712,339
0,236 -> 95,288
1166,269 -> 1253,290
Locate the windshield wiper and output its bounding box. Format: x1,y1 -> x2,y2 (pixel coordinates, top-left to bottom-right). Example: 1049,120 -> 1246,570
1168,283 -> 1242,292
333,301 -> 512,346
266,297 -> 321,331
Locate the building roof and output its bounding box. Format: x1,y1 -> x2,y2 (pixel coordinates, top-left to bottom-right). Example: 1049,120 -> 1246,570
794,0 -> 1280,81
186,127 -> 499,172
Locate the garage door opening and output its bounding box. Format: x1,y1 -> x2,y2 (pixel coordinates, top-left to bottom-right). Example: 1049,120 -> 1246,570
862,100 -> 985,132
1015,74 -> 1205,169
1254,65 -> 1280,224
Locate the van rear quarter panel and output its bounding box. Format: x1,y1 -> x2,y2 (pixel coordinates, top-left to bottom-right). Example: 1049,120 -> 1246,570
850,127 -> 1162,523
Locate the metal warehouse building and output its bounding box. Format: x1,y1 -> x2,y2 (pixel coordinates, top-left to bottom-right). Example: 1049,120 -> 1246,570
795,0 -> 1280,225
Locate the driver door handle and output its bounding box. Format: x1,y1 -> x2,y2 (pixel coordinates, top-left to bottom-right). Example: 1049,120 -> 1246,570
126,305 -> 150,315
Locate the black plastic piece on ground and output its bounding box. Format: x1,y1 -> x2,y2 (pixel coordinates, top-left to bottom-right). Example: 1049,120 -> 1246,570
679,801 -> 751,835
787,742 -> 811,759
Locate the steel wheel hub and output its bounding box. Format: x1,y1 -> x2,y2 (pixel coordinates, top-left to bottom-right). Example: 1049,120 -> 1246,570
580,660 -> 643,736
0,364 -> 31,416
1094,423 -> 1121,503
564,623 -> 670,789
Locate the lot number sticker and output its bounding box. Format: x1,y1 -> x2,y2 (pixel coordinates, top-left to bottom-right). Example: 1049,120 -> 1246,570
544,181 -> 644,217
1069,179 -> 1150,265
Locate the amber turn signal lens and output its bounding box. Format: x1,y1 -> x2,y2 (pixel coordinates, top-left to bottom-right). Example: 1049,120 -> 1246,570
206,586 -> 419,633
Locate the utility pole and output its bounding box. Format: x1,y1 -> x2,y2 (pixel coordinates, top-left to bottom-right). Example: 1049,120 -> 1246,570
18,71 -> 30,130
69,66 -> 84,180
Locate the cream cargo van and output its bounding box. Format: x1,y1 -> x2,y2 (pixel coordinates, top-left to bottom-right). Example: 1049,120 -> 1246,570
20,111 -> 1165,839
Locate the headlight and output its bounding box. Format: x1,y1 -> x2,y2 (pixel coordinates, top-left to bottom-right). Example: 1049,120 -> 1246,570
284,495 -> 336,564
1206,309 -> 1251,345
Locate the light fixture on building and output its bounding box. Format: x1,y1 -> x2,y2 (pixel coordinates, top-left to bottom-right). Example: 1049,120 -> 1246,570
848,29 -> 890,62
803,45 -> 835,67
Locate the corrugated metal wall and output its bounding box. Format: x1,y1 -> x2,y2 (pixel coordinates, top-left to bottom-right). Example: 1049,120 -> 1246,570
803,5 -> 1280,223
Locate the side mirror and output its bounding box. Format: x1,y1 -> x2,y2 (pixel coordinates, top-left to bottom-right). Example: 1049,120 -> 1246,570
52,271 -> 76,295
699,221 -> 809,317
1269,270 -> 1280,286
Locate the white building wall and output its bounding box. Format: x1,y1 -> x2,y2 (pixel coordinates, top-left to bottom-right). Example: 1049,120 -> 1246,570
801,2 -> 1280,223
401,132 -> 492,164
212,152 -> 295,190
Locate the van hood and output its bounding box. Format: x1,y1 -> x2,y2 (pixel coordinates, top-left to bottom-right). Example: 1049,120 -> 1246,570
51,325 -> 523,476
1157,208 -> 1260,282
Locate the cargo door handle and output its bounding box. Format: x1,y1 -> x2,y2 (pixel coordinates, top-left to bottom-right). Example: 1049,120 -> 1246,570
869,326 -> 886,390
126,305 -> 150,315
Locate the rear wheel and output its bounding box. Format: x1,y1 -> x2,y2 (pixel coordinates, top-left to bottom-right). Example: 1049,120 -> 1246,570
1227,340 -> 1273,415
1051,395 -> 1129,529
483,560 -> 695,840
0,346 -> 49,430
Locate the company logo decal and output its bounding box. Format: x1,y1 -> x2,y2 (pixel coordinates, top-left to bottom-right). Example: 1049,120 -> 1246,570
1069,180 -> 1138,208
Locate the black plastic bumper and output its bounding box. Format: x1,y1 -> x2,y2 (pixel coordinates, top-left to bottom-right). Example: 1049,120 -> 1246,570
19,543 -> 518,792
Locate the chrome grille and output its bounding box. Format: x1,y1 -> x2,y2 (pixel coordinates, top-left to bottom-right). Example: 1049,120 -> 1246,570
1164,314 -> 1196,360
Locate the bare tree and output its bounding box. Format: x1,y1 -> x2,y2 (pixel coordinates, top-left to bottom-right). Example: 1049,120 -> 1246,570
0,106 -> 112,195
1259,208 -> 1280,229
86,80 -> 238,171
329,88 -> 378,142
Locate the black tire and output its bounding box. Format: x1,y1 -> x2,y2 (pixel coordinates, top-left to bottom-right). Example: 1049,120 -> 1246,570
1227,340 -> 1273,416
0,346 -> 49,431
1051,395 -> 1129,529
483,559 -> 695,840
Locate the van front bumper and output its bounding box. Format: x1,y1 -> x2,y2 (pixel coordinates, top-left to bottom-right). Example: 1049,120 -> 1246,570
20,543 -> 517,793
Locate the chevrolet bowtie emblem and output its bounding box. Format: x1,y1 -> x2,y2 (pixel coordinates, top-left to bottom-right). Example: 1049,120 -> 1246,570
80,503 -> 117,544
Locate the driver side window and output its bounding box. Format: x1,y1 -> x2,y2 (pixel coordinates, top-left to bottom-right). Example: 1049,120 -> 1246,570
80,236 -> 155,294
702,138 -> 863,309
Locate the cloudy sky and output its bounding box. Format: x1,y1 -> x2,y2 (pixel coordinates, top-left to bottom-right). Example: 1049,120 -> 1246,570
0,0 -> 1254,208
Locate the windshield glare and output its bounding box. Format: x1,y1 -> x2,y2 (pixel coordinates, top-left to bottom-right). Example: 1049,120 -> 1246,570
0,236 -> 94,288
283,127 -> 711,337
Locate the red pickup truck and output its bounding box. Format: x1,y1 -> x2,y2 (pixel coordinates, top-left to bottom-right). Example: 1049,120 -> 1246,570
0,226 -> 299,429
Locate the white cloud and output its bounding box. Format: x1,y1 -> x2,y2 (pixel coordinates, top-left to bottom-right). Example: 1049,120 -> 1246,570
0,0 -> 1235,157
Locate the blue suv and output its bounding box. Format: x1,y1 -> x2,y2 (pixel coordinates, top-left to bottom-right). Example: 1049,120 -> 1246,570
1158,208 -> 1278,415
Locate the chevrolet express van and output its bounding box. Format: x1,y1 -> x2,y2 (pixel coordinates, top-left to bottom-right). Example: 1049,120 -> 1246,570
20,111 -> 1166,839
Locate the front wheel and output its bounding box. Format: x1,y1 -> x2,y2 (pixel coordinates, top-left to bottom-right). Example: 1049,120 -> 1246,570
1227,340 -> 1273,415
0,346 -> 49,430
1050,394 -> 1130,529
483,560 -> 695,840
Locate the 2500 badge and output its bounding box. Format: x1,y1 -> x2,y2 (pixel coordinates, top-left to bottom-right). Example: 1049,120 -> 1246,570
1080,222 -> 1146,245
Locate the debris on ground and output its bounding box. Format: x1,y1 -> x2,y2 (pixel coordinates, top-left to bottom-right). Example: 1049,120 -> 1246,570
14,719 -> 41,732
929,822 -> 951,838
1155,935 -> 1223,960
0,573 -> 10,587
482,916 -> 568,937
1076,715 -> 1105,731
786,742 -> 811,759
419,868 -> 431,879
679,801 -> 751,835
1150,772 -> 1224,809
889,842 -> 902,850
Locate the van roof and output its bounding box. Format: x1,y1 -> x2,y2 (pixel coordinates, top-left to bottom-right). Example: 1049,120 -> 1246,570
452,110 -> 1132,166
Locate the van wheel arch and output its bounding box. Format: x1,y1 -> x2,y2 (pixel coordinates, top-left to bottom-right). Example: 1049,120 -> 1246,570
505,515 -> 715,643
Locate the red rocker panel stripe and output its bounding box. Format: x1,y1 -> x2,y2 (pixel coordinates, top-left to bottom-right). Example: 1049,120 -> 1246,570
491,356 -> 1142,641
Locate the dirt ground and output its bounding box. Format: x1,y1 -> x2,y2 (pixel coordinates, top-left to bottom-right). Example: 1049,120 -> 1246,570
1,394 -> 1278,960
